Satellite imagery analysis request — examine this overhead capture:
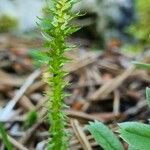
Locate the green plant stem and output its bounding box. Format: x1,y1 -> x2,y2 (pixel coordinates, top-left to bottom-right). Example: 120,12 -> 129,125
39,0 -> 80,149
47,39 -> 68,150
40,0 -> 79,150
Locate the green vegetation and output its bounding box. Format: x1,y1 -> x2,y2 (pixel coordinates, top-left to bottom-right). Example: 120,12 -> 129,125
133,62 -> 150,70
39,0 -> 80,149
128,0 -> 150,46
119,121 -> 150,150
146,87 -> 150,108
0,15 -> 17,32
24,110 -> 38,128
86,121 -> 124,150
0,123 -> 13,150
29,49 -> 49,67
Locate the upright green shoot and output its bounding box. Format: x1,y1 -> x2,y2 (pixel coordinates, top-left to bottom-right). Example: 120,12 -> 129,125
39,0 -> 80,149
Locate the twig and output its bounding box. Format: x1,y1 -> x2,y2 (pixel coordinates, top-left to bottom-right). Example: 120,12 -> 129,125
71,119 -> 92,150
88,66 -> 135,101
0,69 -> 41,121
8,135 -> 28,150
113,90 -> 120,115
19,119 -> 43,144
65,53 -> 100,72
66,110 -> 104,122
125,100 -> 147,115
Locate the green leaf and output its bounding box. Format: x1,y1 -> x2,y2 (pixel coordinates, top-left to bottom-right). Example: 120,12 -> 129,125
128,145 -> 139,150
86,121 -> 124,150
28,49 -> 49,67
146,87 -> 150,109
133,61 -> 150,70
0,123 -> 13,150
119,122 -> 150,150
24,110 -> 38,128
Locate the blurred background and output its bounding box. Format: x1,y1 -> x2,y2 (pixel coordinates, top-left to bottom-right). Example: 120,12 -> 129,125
0,0 -> 149,50
0,0 -> 150,149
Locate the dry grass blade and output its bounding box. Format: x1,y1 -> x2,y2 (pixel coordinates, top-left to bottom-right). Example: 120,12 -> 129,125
0,70 -> 23,86
0,69 -> 41,121
113,90 -> 120,115
89,66 -> 135,101
65,52 -> 100,72
19,96 -> 35,111
71,119 -> 92,150
66,110 -> 104,122
8,135 -> 28,150
19,119 -> 43,145
125,100 -> 147,115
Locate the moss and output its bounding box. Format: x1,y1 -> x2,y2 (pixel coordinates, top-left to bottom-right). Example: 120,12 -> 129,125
0,15 -> 18,32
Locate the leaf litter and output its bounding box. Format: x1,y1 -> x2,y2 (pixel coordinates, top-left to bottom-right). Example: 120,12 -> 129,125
0,34 -> 150,149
